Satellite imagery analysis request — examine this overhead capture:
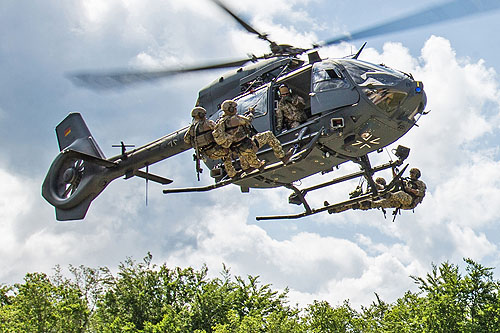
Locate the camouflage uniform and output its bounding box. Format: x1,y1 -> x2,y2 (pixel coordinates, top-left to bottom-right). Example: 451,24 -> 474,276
328,169 -> 426,214
213,100 -> 265,172
372,177 -> 426,210
276,92 -> 307,132
239,130 -> 287,170
184,107 -> 237,178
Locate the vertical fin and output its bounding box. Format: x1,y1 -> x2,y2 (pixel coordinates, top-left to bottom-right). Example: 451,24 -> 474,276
55,113 -> 105,158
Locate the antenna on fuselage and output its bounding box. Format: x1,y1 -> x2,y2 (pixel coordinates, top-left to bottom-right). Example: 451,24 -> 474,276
352,42 -> 367,59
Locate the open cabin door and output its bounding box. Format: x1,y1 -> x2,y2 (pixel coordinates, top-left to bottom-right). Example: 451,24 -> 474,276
310,61 -> 359,115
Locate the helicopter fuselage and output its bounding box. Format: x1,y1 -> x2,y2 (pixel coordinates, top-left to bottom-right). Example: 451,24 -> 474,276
200,57 -> 426,189
42,56 -> 426,220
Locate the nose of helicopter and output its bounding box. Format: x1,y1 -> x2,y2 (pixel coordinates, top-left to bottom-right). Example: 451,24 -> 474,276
405,80 -> 427,121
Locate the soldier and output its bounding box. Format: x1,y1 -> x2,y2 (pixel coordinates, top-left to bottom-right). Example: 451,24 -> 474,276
213,99 -> 265,173
276,84 -> 307,132
327,176 -> 387,214
237,129 -> 293,171
370,168 -> 426,210
184,106 -> 238,178
327,168 -> 426,214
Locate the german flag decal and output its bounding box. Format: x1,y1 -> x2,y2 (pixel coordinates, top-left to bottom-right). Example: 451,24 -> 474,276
64,127 -> 71,137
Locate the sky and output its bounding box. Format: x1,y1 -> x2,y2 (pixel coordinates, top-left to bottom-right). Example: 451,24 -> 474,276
2,0 -> 500,308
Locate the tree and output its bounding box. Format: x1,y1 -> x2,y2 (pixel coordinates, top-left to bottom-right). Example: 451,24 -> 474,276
2,272 -> 89,332
2,255 -> 500,332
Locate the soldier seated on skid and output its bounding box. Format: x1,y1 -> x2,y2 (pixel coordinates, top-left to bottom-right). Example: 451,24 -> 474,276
369,168 -> 426,210
276,84 -> 307,133
213,100 -> 291,176
184,106 -> 237,178
353,168 -> 426,211
328,168 -> 426,214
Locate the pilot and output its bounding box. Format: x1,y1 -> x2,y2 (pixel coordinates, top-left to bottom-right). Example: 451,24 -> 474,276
184,106 -> 237,178
213,100 -> 266,174
276,84 -> 307,132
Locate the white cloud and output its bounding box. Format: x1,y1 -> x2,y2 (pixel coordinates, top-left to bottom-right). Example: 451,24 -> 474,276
3,0 -> 500,311
0,168 -> 32,276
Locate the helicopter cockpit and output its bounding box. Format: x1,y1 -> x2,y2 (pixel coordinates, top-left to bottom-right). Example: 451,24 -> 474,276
339,59 -> 411,114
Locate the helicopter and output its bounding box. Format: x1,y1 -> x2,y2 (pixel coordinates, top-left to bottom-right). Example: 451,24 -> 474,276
42,0 -> 500,221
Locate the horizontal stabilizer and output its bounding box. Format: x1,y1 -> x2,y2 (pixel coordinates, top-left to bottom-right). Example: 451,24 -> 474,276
134,170 -> 173,185
63,149 -> 117,168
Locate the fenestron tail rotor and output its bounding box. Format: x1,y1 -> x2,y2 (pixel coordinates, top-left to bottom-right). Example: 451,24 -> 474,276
57,159 -> 85,199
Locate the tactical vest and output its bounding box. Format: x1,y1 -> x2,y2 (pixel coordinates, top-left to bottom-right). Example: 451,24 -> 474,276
188,120 -> 215,148
224,116 -> 251,143
404,179 -> 426,207
279,95 -> 307,122
213,117 -> 233,148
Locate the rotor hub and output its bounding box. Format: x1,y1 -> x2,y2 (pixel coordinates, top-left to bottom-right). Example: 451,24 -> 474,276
63,167 -> 77,184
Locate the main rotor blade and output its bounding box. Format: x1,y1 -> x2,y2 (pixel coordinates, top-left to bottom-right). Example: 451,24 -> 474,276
68,58 -> 253,90
319,0 -> 500,47
210,0 -> 275,44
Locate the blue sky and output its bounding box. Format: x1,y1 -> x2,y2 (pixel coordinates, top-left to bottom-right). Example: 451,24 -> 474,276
2,0 -> 500,307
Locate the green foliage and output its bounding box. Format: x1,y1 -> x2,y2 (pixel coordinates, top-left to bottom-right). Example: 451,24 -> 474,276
1,271 -> 89,332
303,300 -> 359,332
1,256 -> 500,332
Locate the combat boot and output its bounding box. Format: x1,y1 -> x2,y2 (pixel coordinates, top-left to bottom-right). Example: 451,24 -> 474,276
258,160 -> 267,172
280,148 -> 294,165
359,200 -> 372,210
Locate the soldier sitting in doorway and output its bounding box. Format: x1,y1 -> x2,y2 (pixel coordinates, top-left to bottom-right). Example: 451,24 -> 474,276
276,84 -> 307,132
213,99 -> 291,176
184,106 -> 237,178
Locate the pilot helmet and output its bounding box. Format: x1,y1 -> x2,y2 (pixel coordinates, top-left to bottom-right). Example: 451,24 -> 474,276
221,99 -> 238,116
191,106 -> 207,119
279,84 -> 290,96
409,168 -> 421,179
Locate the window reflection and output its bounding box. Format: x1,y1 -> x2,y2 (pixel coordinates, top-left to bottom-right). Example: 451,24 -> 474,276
339,59 -> 406,87
209,88 -> 268,121
312,61 -> 351,92
363,88 -> 407,113
236,88 -> 267,117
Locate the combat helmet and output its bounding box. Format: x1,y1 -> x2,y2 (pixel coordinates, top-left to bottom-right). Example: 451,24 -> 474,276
279,84 -> 290,96
375,177 -> 386,187
191,106 -> 207,119
221,99 -> 238,116
409,168 -> 421,179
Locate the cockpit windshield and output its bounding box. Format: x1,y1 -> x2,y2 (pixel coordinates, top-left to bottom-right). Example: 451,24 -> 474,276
338,59 -> 409,113
338,59 -> 407,87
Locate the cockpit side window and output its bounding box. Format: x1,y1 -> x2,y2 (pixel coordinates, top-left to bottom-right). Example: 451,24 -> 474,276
312,62 -> 351,93
363,88 -> 407,113
209,87 -> 268,121
236,88 -> 267,117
